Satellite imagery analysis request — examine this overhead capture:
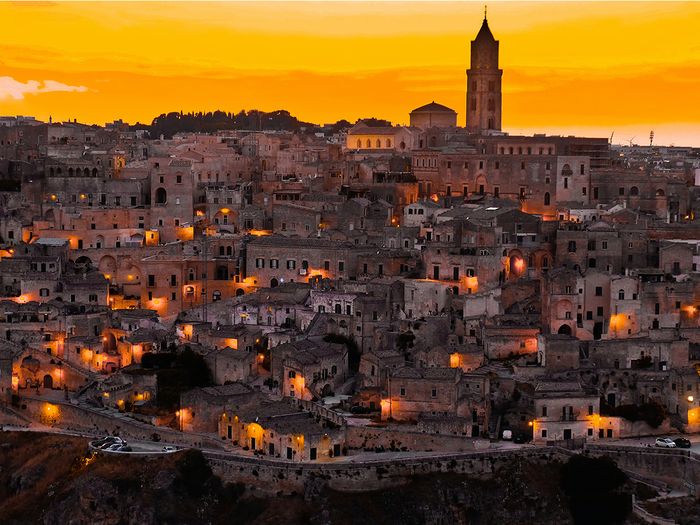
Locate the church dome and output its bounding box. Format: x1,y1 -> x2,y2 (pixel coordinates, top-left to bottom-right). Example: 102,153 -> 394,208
409,101 -> 458,129
410,101 -> 457,114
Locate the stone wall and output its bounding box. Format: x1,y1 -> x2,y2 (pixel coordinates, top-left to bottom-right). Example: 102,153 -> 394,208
206,447 -> 567,493
584,444 -> 700,494
346,425 -> 487,452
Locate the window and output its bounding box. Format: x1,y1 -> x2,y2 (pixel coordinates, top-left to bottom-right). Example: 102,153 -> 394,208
542,406 -> 547,417
286,260 -> 296,269
595,286 -> 603,296
618,290 -> 625,300
400,387 -> 406,397
431,388 -> 437,398
544,192 -> 550,205
256,258 -> 265,268
541,429 -> 547,438
39,288 -> 49,297
270,259 -> 279,269
338,261 -> 345,272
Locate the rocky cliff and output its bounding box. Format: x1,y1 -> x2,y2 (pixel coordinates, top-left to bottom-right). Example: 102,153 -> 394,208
0,431 -> 660,525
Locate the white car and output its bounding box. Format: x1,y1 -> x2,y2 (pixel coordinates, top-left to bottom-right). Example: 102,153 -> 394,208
162,446 -> 177,453
655,437 -> 677,448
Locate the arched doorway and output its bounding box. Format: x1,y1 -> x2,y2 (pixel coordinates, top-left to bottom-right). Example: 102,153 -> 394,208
557,324 -> 572,336
270,278 -> 278,288
235,288 -> 245,297
43,374 -> 53,389
155,187 -> 167,204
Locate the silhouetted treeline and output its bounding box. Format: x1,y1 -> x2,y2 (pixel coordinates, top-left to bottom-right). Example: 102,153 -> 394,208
133,110 -> 312,139
131,110 -> 388,138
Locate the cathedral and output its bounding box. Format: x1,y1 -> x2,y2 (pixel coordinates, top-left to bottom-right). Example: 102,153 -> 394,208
409,12 -> 503,134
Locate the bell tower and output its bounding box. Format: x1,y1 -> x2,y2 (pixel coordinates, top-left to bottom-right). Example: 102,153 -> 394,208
466,9 -> 502,133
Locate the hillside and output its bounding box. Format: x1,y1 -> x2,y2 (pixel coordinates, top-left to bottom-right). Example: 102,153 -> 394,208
0,431 -> 658,525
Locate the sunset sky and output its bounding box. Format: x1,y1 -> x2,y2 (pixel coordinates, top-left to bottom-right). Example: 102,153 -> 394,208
0,1 -> 699,145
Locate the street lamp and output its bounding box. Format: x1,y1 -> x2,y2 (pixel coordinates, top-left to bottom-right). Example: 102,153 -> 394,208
688,395 -> 694,403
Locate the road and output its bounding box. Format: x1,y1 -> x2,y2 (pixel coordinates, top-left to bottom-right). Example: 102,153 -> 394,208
607,434 -> 700,452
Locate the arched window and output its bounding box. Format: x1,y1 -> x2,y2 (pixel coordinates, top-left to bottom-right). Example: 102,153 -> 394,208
542,255 -> 549,268
630,186 -> 639,196
226,246 -> 233,256
92,168 -> 98,177
155,187 -> 167,204
386,139 -> 392,148
331,365 -> 337,375
400,141 -> 406,150
618,289 -> 625,300
568,241 -> 577,253
68,168 -> 74,176
376,139 -> 381,148
219,246 -> 225,256
356,139 -> 361,148
656,189 -> 665,197
544,192 -> 551,205
366,139 -> 371,148
83,168 -> 90,176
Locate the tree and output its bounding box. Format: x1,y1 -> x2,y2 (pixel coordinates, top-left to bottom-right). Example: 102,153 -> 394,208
155,348 -> 212,409
323,333 -> 360,373
561,455 -> 630,525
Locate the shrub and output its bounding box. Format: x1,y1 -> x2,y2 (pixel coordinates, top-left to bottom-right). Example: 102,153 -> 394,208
609,402 -> 666,428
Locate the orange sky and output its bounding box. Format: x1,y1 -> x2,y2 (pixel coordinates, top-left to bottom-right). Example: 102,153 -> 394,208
1,1 -> 699,145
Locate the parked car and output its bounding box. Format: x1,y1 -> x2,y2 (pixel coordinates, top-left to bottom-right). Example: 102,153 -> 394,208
502,430 -> 513,440
655,438 -> 677,448
162,446 -> 177,453
513,433 -> 528,444
673,437 -> 692,448
106,443 -> 124,451
93,436 -> 122,448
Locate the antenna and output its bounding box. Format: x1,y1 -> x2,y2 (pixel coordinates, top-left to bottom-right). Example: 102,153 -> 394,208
484,4 -> 487,20
649,130 -> 654,147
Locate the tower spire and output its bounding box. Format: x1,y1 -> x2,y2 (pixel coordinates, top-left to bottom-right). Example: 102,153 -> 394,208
484,5 -> 487,20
